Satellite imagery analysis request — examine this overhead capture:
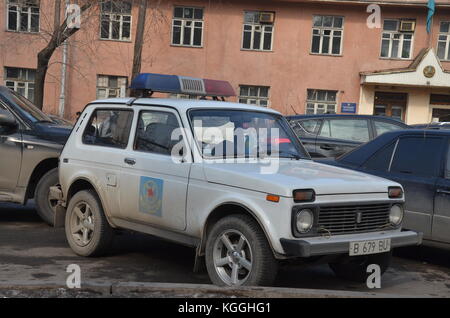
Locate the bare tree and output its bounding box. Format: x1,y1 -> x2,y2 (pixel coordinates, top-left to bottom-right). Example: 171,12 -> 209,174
131,0 -> 148,90
34,0 -> 95,109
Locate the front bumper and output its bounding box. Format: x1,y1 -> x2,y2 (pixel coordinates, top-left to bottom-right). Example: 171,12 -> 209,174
280,230 -> 422,257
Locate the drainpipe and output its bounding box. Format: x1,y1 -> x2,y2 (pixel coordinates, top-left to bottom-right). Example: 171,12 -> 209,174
58,0 -> 70,118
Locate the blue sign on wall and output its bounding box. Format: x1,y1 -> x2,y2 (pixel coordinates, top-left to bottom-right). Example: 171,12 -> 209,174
341,103 -> 357,114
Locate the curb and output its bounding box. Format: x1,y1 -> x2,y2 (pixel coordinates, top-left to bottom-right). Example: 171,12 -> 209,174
0,281 -> 420,298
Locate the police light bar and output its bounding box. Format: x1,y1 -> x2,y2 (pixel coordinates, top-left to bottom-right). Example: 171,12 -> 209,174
130,73 -> 235,98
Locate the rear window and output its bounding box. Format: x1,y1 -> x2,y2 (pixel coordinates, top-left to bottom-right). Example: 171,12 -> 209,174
374,120 -> 404,136
363,141 -> 396,171
82,109 -> 133,149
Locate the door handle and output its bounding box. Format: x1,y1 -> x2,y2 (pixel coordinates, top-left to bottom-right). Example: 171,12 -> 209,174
320,144 -> 335,150
124,158 -> 136,166
436,189 -> 450,195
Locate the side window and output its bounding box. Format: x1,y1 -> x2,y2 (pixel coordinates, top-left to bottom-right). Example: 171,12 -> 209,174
299,119 -> 321,135
390,137 -> 445,177
363,141 -> 396,171
319,119 -> 370,142
82,109 -> 133,149
134,110 -> 182,156
374,120 -> 404,136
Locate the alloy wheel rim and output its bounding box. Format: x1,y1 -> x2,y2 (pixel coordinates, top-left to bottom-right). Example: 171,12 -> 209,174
70,202 -> 95,247
213,230 -> 253,286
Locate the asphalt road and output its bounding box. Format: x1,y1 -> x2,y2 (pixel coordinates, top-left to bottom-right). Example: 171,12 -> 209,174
0,202 -> 449,297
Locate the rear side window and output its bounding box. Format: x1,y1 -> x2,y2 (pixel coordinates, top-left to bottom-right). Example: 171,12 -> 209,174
83,109 -> 133,149
374,120 -> 404,136
319,119 -> 370,142
363,141 -> 396,171
390,137 -> 445,177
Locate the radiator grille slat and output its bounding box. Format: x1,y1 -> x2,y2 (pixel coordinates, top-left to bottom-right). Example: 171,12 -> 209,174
318,203 -> 391,235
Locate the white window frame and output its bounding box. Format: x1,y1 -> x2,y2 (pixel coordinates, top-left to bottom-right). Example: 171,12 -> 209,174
171,6 -> 204,48
6,0 -> 40,33
306,89 -> 338,114
4,67 -> 36,102
310,15 -> 344,56
437,22 -> 450,61
96,75 -> 128,99
100,1 -> 132,41
238,85 -> 270,107
380,19 -> 414,60
241,11 -> 274,52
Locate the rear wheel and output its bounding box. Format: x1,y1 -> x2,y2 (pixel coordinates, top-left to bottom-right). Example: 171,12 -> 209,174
34,168 -> 59,226
65,190 -> 114,257
205,214 -> 278,287
329,252 -> 392,283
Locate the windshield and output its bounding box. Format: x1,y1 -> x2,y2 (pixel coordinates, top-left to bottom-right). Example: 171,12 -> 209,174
7,89 -> 52,123
189,109 -> 310,159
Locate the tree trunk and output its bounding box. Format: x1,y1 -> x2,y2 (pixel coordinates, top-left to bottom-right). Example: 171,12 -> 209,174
130,0 -> 148,97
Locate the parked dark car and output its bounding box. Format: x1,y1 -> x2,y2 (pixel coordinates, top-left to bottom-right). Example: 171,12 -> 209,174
411,122 -> 450,130
287,114 -> 409,158
319,129 -> 450,248
0,86 -> 71,225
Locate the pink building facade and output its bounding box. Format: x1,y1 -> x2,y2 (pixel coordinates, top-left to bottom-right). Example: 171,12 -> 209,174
1,0 -> 450,124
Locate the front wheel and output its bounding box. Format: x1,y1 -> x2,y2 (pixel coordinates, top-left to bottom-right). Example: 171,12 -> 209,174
329,252 -> 392,283
205,214 -> 278,287
65,190 -> 114,257
34,168 -> 59,226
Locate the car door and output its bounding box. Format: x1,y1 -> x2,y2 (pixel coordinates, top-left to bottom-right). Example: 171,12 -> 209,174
290,119 -> 321,157
0,104 -> 22,195
119,107 -> 191,231
433,138 -> 450,243
387,136 -> 447,239
316,118 -> 371,158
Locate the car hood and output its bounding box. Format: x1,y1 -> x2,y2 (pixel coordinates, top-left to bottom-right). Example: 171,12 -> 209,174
202,159 -> 397,197
34,122 -> 72,144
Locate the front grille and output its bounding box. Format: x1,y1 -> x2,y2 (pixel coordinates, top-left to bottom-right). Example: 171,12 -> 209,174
318,203 -> 391,235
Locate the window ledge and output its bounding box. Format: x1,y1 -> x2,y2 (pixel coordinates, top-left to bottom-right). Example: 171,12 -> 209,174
309,52 -> 342,57
170,44 -> 204,49
379,57 -> 413,61
99,38 -> 132,43
5,29 -> 40,35
240,48 -> 274,53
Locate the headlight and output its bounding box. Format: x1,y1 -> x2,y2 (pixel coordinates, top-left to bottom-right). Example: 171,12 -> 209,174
389,204 -> 404,226
296,209 -> 314,233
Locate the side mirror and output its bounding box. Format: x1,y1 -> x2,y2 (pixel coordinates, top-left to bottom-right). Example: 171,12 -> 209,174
0,111 -> 18,133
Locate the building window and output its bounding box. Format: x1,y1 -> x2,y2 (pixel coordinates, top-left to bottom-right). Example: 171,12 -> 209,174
306,89 -> 337,114
96,75 -> 128,99
7,0 -> 40,33
311,16 -> 343,55
437,22 -> 450,61
239,85 -> 270,107
380,20 -> 414,59
4,67 -> 36,102
172,7 -> 204,47
242,11 -> 274,51
100,0 -> 132,41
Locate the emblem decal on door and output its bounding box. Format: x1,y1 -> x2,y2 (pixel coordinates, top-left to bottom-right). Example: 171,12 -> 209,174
139,176 -> 163,217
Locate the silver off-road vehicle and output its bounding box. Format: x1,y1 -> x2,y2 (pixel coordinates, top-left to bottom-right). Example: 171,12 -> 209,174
52,95 -> 421,286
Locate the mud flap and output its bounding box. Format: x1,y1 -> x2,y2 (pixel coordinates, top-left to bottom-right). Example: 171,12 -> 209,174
49,186 -> 66,228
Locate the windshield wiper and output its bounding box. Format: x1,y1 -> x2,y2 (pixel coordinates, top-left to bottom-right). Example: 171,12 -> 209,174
265,150 -> 303,160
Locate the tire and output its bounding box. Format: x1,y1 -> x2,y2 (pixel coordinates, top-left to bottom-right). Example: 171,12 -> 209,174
65,190 -> 114,257
34,168 -> 59,226
205,214 -> 278,287
329,252 -> 392,283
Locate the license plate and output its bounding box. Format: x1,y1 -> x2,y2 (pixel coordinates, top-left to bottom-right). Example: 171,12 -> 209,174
349,239 -> 391,256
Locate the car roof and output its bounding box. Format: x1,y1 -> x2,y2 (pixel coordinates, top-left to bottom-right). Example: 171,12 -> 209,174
89,97 -> 281,115
338,129 -> 450,166
286,114 -> 407,124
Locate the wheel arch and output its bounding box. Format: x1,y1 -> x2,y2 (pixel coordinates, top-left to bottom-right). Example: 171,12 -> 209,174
25,158 -> 59,203
198,202 -> 277,257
